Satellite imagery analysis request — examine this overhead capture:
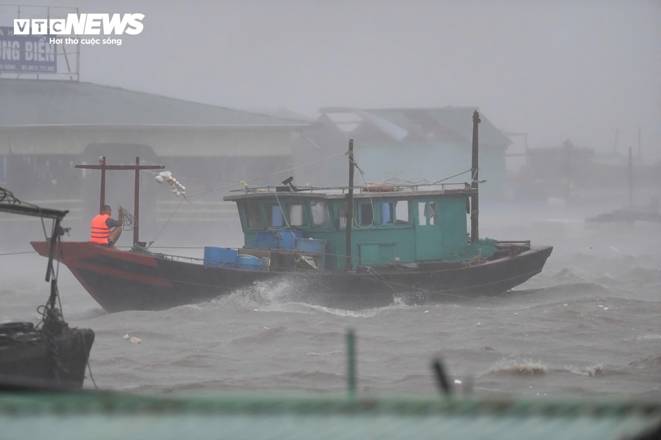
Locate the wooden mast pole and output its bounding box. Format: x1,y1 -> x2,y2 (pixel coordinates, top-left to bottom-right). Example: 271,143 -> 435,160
134,157 -> 140,246
470,110 -> 481,243
345,139 -> 355,270
99,156 -> 106,213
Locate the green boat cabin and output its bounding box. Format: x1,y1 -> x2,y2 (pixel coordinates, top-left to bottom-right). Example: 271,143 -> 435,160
224,185 -> 497,271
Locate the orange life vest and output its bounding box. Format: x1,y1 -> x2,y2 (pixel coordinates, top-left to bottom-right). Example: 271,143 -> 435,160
90,214 -> 111,244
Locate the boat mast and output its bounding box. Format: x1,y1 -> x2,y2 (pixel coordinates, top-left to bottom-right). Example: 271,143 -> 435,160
470,110 -> 481,243
134,157 -> 141,245
99,156 -> 106,212
345,139 -> 355,270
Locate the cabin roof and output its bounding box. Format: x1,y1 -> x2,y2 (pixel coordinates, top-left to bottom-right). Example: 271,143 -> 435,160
223,187 -> 470,202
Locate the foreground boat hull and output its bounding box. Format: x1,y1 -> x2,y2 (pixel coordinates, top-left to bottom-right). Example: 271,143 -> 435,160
31,242 -> 552,312
0,323 -> 95,389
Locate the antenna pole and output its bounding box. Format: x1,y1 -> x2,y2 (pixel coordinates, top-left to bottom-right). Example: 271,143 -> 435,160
470,110 -> 481,243
345,139 -> 355,270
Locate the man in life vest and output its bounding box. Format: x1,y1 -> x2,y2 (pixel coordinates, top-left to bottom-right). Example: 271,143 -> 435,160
89,205 -> 123,246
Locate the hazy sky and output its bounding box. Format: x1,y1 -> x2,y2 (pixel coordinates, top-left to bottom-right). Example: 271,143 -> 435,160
10,0 -> 661,159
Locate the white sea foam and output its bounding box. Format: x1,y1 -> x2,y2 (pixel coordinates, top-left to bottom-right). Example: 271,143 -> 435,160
564,364 -> 605,377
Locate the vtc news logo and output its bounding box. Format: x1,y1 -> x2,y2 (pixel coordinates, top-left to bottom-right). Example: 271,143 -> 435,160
13,13 -> 144,36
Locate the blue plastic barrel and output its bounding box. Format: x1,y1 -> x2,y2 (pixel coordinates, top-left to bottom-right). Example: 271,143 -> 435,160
204,247 -> 239,267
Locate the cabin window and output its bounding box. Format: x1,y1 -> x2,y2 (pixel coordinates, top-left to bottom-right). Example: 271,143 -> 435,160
270,205 -> 285,227
377,200 -> 409,225
311,200 -> 329,226
246,200 -> 265,229
338,205 -> 347,230
358,202 -> 373,226
395,200 -> 409,223
379,201 -> 394,224
288,203 -> 304,226
417,201 -> 436,226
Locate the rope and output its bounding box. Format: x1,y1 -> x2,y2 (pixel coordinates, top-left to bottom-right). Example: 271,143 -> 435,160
40,216 -> 48,241
431,168 -> 473,184
273,191 -> 291,229
0,250 -> 35,256
147,198 -> 186,246
86,359 -> 98,389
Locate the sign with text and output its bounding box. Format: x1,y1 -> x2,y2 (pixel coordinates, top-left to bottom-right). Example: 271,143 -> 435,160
0,26 -> 57,73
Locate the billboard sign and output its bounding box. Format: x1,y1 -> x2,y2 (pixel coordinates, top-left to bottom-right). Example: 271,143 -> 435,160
0,26 -> 57,73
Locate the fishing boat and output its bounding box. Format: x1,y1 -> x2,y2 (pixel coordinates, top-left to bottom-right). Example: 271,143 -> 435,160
0,187 -> 94,389
32,111 -> 552,312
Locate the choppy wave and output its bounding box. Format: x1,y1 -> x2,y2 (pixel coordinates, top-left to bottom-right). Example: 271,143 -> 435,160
486,359 -> 612,378
563,364 -> 605,377
230,325 -> 288,345
635,334 -> 661,341
206,279 -> 414,318
486,358 -> 547,376
628,355 -> 661,369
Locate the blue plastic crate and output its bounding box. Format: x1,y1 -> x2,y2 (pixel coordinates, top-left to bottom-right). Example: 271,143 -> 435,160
204,247 -> 239,267
254,231 -> 278,249
295,238 -> 326,254
277,230 -> 302,250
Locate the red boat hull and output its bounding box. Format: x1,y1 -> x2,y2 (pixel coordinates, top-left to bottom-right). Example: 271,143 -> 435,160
31,242 -> 552,312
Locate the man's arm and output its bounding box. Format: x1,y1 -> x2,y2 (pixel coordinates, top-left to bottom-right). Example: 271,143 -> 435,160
106,218 -> 121,228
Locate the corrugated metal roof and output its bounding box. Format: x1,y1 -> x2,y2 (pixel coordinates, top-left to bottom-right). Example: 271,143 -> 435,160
320,107 -> 511,147
0,79 -> 308,128
1,392 -> 659,439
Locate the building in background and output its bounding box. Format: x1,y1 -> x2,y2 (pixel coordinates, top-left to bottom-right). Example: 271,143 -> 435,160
0,78 -> 308,197
293,107 -> 511,197
0,78 -> 309,241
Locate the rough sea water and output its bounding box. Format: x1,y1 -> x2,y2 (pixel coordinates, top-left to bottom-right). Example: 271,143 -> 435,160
1,202 -> 660,399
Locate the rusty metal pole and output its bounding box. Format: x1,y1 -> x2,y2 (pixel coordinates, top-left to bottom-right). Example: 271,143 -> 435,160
345,139 -> 355,270
99,156 -> 106,213
133,156 -> 140,245
470,110 -> 481,243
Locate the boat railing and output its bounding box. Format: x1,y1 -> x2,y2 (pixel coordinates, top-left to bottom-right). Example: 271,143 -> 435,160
151,251 -> 205,264
495,240 -> 531,254
229,181 -> 470,195
495,240 -> 531,247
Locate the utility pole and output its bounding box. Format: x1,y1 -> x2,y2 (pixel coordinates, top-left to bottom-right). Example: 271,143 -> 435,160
628,146 -> 633,208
